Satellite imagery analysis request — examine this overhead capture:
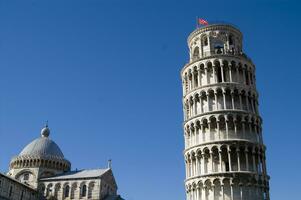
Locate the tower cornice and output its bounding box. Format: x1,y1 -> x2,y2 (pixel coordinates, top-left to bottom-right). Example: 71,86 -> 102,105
187,24 -> 242,45
181,54 -> 254,75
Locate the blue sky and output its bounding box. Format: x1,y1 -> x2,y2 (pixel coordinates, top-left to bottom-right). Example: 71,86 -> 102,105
0,0 -> 300,199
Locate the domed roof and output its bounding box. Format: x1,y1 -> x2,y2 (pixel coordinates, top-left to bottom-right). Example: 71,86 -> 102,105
19,125 -> 64,158
20,137 -> 64,158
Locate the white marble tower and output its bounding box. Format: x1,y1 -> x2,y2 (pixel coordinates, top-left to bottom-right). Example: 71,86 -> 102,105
181,24 -> 270,200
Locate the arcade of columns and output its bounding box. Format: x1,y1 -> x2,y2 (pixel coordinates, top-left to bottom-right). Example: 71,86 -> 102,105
181,24 -> 270,200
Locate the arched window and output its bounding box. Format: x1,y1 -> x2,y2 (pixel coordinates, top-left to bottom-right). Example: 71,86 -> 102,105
229,35 -> 234,45
217,66 -> 222,82
40,184 -> 45,194
54,184 -> 61,198
192,47 -> 199,60
64,185 -> 70,198
46,184 -> 53,197
88,182 -> 95,198
214,61 -> 222,83
71,183 -> 77,199
81,185 -> 87,197
23,173 -> 29,181
202,36 -> 208,46
214,42 -> 224,54
9,186 -> 13,197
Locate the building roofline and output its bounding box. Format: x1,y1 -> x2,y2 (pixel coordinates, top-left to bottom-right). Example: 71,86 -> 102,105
39,168 -> 111,182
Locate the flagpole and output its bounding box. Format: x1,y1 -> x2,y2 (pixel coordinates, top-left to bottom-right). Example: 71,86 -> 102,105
196,16 -> 199,29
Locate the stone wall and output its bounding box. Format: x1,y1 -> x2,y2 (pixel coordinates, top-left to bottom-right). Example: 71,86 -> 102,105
0,173 -> 39,200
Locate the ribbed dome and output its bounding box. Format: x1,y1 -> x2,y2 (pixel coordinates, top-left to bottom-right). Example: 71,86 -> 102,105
19,137 -> 64,158
9,125 -> 71,173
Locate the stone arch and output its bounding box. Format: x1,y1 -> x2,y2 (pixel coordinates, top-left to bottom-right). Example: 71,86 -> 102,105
244,64 -> 250,85
206,61 -> 214,84
204,179 -> 213,199
232,178 -> 241,199
209,115 -> 217,141
218,115 -> 226,140
238,62 -> 243,84
224,88 -> 232,109
192,46 -> 200,61
54,183 -> 61,198
240,89 -> 247,111
199,90 -> 207,113
236,115 -> 243,139
201,118 -> 209,142
70,182 -> 77,199
203,148 -> 210,174
214,87 -> 222,110
15,169 -> 35,179
229,34 -> 234,46
223,178 -> 231,200
63,182 -> 70,199
220,144 -> 230,172
199,63 -> 206,86
227,115 -> 235,139
232,88 -> 240,109
202,35 -> 208,46
80,182 -> 88,198
38,183 -> 46,195
222,60 -> 230,82
213,178 -> 222,199
214,60 -> 222,83
88,181 -> 95,198
46,183 -> 53,197
207,89 -> 215,112
211,146 -> 220,172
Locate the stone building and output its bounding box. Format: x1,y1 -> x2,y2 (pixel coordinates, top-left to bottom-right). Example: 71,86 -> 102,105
0,173 -> 40,200
2,125 -> 123,200
181,24 -> 270,200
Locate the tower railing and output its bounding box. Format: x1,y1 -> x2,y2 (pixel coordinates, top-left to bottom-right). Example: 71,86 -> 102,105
199,21 -> 241,30
191,50 -> 253,63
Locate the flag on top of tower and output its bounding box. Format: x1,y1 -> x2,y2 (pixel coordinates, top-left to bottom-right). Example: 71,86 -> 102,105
198,18 -> 208,25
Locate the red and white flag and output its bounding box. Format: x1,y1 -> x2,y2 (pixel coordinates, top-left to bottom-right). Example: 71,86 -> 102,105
198,18 -> 208,25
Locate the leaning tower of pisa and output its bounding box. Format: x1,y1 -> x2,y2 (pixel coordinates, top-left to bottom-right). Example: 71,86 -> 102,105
181,24 -> 270,200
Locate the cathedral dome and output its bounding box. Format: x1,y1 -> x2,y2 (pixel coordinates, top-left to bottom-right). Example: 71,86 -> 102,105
9,125 -> 71,172
19,125 -> 64,158
19,137 -> 64,158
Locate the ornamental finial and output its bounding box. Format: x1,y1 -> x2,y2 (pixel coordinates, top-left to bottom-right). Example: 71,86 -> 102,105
41,121 -> 50,137
108,159 -> 112,169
